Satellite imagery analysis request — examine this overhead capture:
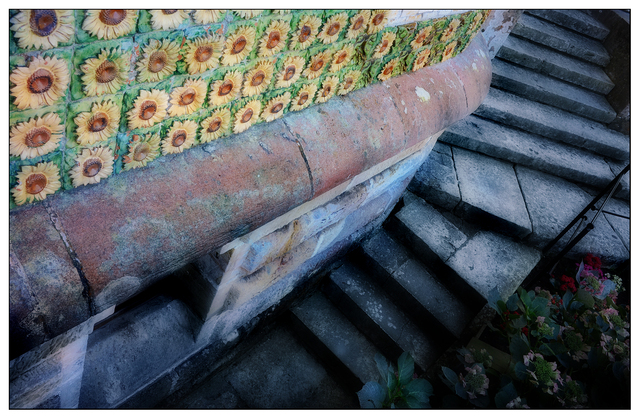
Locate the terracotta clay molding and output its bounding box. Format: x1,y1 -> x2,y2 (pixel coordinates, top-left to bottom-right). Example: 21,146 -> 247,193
9,35 -> 491,358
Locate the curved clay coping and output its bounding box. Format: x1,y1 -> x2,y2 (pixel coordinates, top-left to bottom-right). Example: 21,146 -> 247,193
9,35 -> 492,358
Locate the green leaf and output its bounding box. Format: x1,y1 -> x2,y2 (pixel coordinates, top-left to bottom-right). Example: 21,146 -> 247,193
514,362 -> 528,381
374,353 -> 393,388
442,366 -> 459,386
518,287 -> 532,306
488,287 -> 502,312
509,334 -> 530,361
562,290 -> 574,310
511,315 -> 527,329
357,381 -> 387,408
574,288 -> 595,309
495,382 -> 519,408
397,352 -> 414,386
506,293 -> 520,311
530,297 -> 551,317
454,382 -> 468,399
403,378 -> 433,408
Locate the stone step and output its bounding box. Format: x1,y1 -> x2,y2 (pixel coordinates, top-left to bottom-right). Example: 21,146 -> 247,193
450,146 -> 532,239
526,10 -> 610,41
439,115 -> 618,191
496,35 -> 614,95
289,292 -> 383,387
491,59 -> 617,124
408,141 -> 461,212
359,229 -> 475,339
476,88 -> 629,160
511,13 -> 610,66
324,261 -> 441,372
515,166 -> 629,265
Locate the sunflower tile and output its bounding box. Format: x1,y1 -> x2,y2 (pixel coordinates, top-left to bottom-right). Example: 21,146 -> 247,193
120,130 -> 163,171
288,11 -> 325,51
9,109 -> 67,163
137,10 -> 191,34
261,89 -> 293,123
180,25 -> 225,76
121,80 -> 172,133
231,97 -> 263,134
344,10 -> 371,42
75,10 -> 139,44
289,79 -> 320,112
198,104 -> 233,145
9,152 -> 64,208
317,11 -> 350,46
10,10 -> 75,53
220,20 -> 260,67
301,44 -> 332,81
207,64 -> 249,108
241,56 -> 278,98
65,94 -> 123,149
272,51 -> 307,90
191,10 -> 228,26
367,10 -> 391,35
255,14 -> 293,58
61,141 -> 117,190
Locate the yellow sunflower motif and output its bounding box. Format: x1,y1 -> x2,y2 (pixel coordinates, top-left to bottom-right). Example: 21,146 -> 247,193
440,18 -> 461,43
168,79 -> 207,117
261,91 -> 291,122
10,55 -> 70,110
411,25 -> 434,50
275,55 -> 305,89
233,10 -> 263,19
81,48 -> 130,97
303,51 -> 330,80
368,10 -> 389,34
290,84 -> 317,112
318,12 -> 348,44
221,25 -> 257,66
200,108 -> 231,143
290,14 -> 322,50
329,45 -> 355,73
209,70 -> 243,107
161,120 -> 197,155
192,10 -> 223,25
12,162 -> 61,206
378,58 -> 400,81
184,34 -> 223,75
149,10 -> 189,31
123,134 -> 161,170
346,10 -> 370,39
316,76 -> 339,104
337,70 -> 360,96
441,40 -> 458,62
372,31 -> 396,59
70,147 -> 114,187
272,10 -> 290,15
412,47 -> 432,71
136,38 -> 181,83
233,100 -> 261,134
127,89 -> 169,130
258,20 -> 290,58
10,10 -> 74,50
10,113 -> 64,160
74,100 -> 121,146
469,12 -> 484,33
242,60 -> 275,97
82,10 -> 137,40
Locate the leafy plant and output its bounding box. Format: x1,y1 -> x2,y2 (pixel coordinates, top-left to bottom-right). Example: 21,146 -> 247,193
357,352 -> 433,408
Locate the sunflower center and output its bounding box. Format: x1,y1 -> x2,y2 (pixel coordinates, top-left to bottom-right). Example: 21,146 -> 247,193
171,130 -> 187,147
327,22 -> 341,36
162,10 -> 178,15
89,112 -> 109,132
207,117 -> 222,133
148,51 -> 168,73
251,70 -> 266,86
322,85 -> 332,97
383,64 -> 394,75
179,88 -> 197,106
298,92 -> 309,106
99,10 -> 127,26
27,68 -> 54,94
353,16 -> 364,31
270,102 -> 283,114
241,108 -> 254,123
218,80 -> 234,96
134,143 -> 151,161
231,36 -> 247,55
311,58 -> 324,72
82,158 -> 103,177
267,31 -> 281,49
139,101 -> 158,120
95,60 -> 118,84
416,55 -> 425,65
25,127 -> 51,148
25,173 -> 47,195
283,65 -> 296,81
416,31 -> 427,44
195,45 -> 214,62
372,13 -> 385,26
30,10 -> 58,37
335,51 -> 348,64
343,78 -> 353,90
379,40 -> 389,53
299,25 -> 312,43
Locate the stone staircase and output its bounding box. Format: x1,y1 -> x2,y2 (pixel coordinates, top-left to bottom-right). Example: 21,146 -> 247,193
160,10 -> 630,408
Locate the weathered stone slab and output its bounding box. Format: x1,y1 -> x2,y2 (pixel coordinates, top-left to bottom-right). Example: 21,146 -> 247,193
446,231 -> 541,301
527,10 -> 609,41
440,115 -> 616,189
512,13 -> 610,66
451,147 -> 532,238
497,35 -> 613,94
408,142 -> 461,211
491,58 -> 616,124
476,88 -> 629,160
